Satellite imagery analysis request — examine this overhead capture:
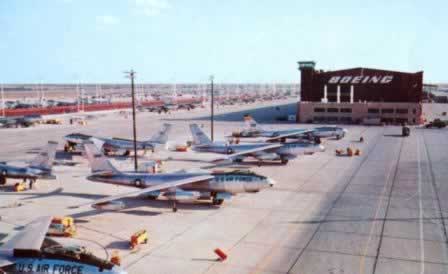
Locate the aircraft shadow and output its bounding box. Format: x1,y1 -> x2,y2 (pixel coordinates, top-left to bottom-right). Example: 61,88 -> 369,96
13,188 -> 106,201
55,151 -> 74,160
105,240 -> 130,250
383,134 -> 405,138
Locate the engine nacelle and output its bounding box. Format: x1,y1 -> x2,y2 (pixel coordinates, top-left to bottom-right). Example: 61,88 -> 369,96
256,152 -> 279,161
163,190 -> 201,202
92,201 -> 125,211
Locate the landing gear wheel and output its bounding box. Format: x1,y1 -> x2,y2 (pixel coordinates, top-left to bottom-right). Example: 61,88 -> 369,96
0,176 -> 6,185
29,179 -> 36,189
212,198 -> 224,206
134,179 -> 143,188
280,159 -> 289,165
172,201 -> 178,212
123,150 -> 130,157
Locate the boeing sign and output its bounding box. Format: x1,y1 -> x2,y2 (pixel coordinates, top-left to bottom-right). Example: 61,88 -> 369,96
328,75 -> 394,84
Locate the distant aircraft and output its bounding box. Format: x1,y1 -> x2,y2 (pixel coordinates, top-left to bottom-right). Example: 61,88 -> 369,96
189,124 -> 324,165
0,216 -> 126,274
64,123 -> 172,156
76,141 -> 274,212
233,115 -> 347,140
0,141 -> 58,188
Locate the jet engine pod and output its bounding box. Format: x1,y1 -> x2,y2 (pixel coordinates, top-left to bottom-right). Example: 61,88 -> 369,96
92,201 -> 125,211
257,152 -> 279,161
163,190 -> 201,202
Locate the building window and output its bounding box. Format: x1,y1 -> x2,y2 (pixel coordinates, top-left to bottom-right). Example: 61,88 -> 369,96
340,108 -> 352,113
381,118 -> 394,124
368,108 -> 380,114
396,118 -> 408,124
314,108 -> 325,113
340,117 -> 352,123
327,117 -> 338,122
327,108 -> 339,113
313,116 -> 326,122
381,108 -> 394,114
396,109 -> 409,114
412,109 -> 417,114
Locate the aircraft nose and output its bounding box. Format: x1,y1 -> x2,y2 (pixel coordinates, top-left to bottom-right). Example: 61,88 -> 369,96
267,178 -> 276,187
343,128 -> 348,133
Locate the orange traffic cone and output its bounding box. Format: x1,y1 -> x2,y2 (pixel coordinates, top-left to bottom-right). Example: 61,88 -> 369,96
214,248 -> 228,261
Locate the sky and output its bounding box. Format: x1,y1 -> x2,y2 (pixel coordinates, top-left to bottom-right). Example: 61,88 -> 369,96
0,0 -> 446,84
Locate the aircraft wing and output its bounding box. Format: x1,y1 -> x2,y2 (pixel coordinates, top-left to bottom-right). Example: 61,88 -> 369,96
2,216 -> 52,251
265,129 -> 315,142
76,175 -> 214,208
213,143 -> 282,162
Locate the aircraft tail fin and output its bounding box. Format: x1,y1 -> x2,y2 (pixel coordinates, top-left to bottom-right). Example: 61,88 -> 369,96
83,140 -> 119,174
189,124 -> 212,145
29,141 -> 58,171
147,123 -> 172,144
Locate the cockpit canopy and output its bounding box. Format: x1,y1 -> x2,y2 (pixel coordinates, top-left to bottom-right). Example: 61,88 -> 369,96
65,133 -> 92,140
212,169 -> 266,179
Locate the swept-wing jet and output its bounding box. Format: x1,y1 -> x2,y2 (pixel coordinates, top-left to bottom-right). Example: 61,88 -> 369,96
77,141 -> 274,212
190,124 -> 324,165
64,123 -> 172,156
0,141 -> 58,188
233,115 -> 347,140
0,216 -> 126,274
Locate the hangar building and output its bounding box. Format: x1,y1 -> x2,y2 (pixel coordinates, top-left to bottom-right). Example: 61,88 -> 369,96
297,61 -> 423,124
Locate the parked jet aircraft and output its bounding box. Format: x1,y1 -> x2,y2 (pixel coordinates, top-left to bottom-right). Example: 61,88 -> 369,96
0,141 -> 58,188
233,115 -> 347,140
64,123 -> 172,156
77,141 -> 274,212
0,216 -> 126,274
190,124 -> 324,165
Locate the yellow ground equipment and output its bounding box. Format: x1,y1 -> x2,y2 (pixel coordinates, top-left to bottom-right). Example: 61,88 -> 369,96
14,182 -> 27,192
347,147 -> 353,157
110,251 -> 121,266
130,230 -> 148,249
45,119 -> 62,124
47,216 -> 76,237
175,145 -> 188,152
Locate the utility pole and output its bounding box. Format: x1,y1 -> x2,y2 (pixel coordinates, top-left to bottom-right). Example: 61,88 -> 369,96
124,70 -> 138,171
209,75 -> 214,141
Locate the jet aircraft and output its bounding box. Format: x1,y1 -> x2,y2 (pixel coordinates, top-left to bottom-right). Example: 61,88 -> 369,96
0,141 -> 58,188
0,216 -> 126,274
190,124 -> 324,165
64,123 -> 172,156
75,142 -> 275,212
233,115 -> 347,140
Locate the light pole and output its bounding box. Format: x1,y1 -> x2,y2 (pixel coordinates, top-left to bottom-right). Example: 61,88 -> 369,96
124,70 -> 138,171
210,75 -> 214,141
